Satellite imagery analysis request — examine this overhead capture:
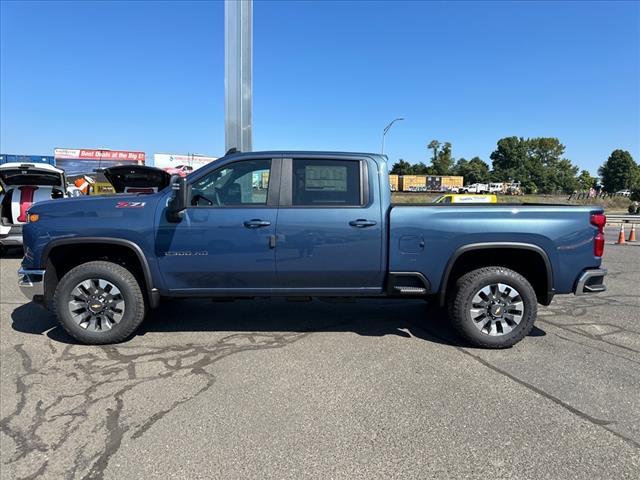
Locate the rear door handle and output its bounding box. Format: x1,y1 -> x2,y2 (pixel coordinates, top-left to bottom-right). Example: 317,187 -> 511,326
244,219 -> 271,229
349,219 -> 377,228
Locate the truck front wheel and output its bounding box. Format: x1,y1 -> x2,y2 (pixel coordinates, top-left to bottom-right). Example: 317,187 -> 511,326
53,261 -> 146,344
448,267 -> 537,348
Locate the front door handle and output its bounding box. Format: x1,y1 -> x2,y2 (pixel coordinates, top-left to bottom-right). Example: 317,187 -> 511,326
349,219 -> 377,228
244,219 -> 271,229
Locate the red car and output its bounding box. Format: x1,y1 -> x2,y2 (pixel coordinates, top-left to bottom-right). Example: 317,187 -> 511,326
163,164 -> 193,177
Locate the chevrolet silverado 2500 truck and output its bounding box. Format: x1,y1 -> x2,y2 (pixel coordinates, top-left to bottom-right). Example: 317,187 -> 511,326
18,151 -> 607,347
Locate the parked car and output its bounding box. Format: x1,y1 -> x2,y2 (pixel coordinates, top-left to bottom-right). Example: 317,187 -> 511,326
0,162 -> 67,250
433,194 -> 497,204
616,189 -> 632,197
19,151 -> 607,348
102,165 -> 171,194
164,164 -> 194,177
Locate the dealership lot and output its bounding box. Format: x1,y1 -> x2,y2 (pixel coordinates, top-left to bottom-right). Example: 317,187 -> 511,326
1,230 -> 639,479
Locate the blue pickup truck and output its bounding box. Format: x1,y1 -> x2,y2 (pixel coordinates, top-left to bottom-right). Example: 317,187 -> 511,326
18,151 -> 607,348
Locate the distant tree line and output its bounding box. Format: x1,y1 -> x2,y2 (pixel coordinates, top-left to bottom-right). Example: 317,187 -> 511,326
390,137 -> 640,196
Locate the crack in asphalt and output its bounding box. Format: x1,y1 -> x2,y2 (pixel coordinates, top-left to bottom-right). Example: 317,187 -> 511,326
1,285 -> 638,477
412,319 -> 640,451
457,347 -> 640,450
548,330 -> 640,366
536,294 -> 640,355
0,332 -> 308,480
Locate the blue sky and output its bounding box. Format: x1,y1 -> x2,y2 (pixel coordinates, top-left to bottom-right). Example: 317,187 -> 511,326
1,0 -> 638,174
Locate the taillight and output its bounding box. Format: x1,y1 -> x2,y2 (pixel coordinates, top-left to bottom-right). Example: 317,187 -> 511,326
590,213 -> 606,257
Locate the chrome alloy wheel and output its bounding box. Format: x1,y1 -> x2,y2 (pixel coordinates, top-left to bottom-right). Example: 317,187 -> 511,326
469,283 -> 524,336
68,279 -> 125,332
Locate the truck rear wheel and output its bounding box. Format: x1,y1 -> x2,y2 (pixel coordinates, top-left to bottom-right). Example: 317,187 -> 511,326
53,261 -> 146,344
448,266 -> 537,348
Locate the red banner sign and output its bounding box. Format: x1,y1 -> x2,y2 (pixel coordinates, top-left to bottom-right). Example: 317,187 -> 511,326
54,148 -> 145,162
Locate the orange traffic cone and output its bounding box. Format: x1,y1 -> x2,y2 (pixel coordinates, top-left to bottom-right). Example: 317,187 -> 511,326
628,224 -> 637,242
616,224 -> 626,245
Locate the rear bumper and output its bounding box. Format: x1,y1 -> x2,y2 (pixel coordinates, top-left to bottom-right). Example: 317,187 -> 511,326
18,267 -> 46,304
574,268 -> 607,295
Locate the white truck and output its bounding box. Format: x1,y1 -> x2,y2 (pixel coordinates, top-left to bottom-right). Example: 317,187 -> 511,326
461,183 -> 489,194
489,182 -> 504,194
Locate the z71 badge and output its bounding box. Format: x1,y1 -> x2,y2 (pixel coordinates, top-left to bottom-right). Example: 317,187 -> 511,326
116,201 -> 146,208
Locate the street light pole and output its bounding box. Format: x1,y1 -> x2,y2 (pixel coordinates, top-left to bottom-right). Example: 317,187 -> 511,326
381,117 -> 404,155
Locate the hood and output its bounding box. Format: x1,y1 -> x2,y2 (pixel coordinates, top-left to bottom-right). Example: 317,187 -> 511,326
26,191 -> 165,219
102,165 -> 170,194
0,162 -> 65,191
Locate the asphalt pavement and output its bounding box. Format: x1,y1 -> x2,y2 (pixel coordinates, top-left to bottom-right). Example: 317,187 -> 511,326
1,229 -> 639,479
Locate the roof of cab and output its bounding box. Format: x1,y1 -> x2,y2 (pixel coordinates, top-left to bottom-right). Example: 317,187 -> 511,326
222,150 -> 387,162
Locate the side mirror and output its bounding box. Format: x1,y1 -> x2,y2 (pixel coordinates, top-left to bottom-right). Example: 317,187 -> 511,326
166,175 -> 189,222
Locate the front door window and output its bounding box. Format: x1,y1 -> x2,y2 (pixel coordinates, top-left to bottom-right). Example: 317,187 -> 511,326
191,159 -> 271,207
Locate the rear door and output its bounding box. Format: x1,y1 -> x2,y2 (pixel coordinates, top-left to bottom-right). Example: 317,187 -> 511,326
274,156 -> 383,293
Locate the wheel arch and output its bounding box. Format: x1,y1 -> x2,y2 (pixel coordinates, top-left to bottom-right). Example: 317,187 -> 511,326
41,237 -> 159,308
439,242 -> 554,307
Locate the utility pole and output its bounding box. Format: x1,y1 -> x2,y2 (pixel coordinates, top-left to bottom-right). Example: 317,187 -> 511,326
225,0 -> 252,153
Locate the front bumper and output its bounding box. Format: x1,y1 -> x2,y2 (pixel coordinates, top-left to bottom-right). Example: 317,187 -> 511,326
18,267 -> 46,303
0,225 -> 23,246
574,268 -> 607,295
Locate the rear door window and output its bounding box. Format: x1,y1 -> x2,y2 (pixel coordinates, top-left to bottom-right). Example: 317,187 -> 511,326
291,159 -> 361,206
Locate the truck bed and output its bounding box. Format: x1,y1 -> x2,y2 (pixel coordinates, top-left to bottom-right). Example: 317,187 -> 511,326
388,203 -> 602,295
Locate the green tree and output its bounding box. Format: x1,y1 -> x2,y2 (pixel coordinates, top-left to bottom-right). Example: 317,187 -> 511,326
490,136 -> 529,184
390,159 -> 412,175
428,140 -> 454,175
490,136 -> 579,194
410,162 -> 431,175
553,158 -> 580,193
598,150 -> 639,192
454,156 -> 490,184
428,140 -> 440,166
577,170 -> 596,190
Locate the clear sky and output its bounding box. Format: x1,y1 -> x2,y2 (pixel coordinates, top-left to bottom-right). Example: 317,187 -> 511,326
1,0 -> 638,174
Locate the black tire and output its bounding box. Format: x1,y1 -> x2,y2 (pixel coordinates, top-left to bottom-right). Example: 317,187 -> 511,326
53,261 -> 146,344
448,266 -> 537,348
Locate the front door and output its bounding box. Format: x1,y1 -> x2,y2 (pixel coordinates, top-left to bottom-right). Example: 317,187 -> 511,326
157,157 -> 279,293
274,157 -> 383,293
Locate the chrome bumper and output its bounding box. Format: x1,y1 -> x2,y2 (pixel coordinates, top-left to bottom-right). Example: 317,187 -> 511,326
1,225 -> 23,246
574,268 -> 607,295
18,267 -> 46,302
0,234 -> 23,246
